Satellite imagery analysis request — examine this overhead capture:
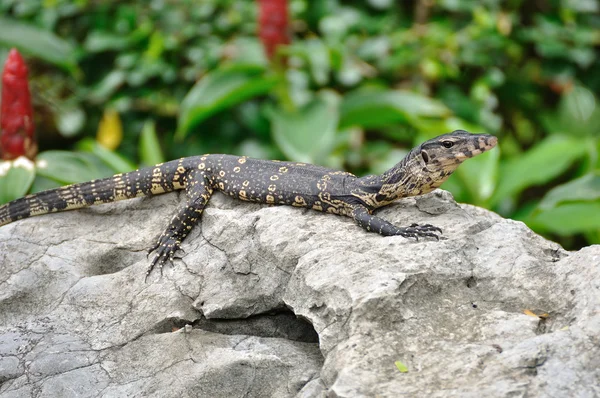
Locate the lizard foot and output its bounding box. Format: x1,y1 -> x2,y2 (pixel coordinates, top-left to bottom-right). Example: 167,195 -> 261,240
145,235 -> 182,282
409,223 -> 443,234
399,223 -> 443,240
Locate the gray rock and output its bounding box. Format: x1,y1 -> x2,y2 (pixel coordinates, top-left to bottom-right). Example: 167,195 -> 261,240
0,190 -> 598,397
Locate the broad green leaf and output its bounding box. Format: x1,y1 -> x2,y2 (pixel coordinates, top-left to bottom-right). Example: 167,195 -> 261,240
30,175 -> 63,194
539,172 -> 600,210
84,31 -> 137,53
490,135 -> 590,206
268,91 -> 340,163
528,202 -> 600,235
0,157 -> 36,204
87,70 -> 127,104
542,85 -> 600,137
35,151 -> 115,185
395,361 -> 409,373
177,64 -> 279,139
562,85 -> 595,123
139,120 -> 165,166
76,139 -> 135,174
0,17 -> 78,74
339,89 -> 450,129
229,37 -> 266,66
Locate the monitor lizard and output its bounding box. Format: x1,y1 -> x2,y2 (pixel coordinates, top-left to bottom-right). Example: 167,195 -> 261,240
0,130 -> 497,279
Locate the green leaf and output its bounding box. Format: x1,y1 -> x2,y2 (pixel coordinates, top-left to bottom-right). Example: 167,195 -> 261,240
528,202 -> 600,235
539,172 -> 600,210
139,120 -> 165,166
339,89 -> 450,129
542,85 -> 600,137
0,17 -> 78,74
87,70 -> 127,104
76,139 -> 136,174
395,360 -> 409,373
562,85 -> 596,125
84,31 -> 136,53
490,135 -> 590,206
177,64 -> 279,139
56,105 -> 86,138
0,158 -> 36,204
267,91 -> 340,163
294,38 -> 330,85
228,37 -> 266,66
35,151 -> 116,185
30,175 -> 62,194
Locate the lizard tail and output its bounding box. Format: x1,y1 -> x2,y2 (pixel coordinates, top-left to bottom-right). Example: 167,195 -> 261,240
0,160 -> 184,227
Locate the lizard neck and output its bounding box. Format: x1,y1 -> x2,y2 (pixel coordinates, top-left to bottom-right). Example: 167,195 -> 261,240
351,146 -> 452,209
380,147 -> 432,199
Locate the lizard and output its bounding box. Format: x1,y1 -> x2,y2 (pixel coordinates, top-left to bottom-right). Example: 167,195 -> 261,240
0,130 -> 497,279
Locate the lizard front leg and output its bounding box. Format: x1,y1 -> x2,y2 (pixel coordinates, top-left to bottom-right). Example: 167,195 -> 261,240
146,171 -> 213,280
351,205 -> 442,239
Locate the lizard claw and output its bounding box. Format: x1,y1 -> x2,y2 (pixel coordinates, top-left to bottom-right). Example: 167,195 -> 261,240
397,230 -> 418,240
145,235 -> 181,282
410,223 -> 443,234
402,223 -> 442,240
146,241 -> 159,259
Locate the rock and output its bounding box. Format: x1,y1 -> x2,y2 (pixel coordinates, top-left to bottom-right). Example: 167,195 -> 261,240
0,190 -> 598,397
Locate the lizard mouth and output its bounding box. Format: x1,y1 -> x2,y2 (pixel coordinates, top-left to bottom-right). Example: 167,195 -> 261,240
453,135 -> 498,162
484,135 -> 498,150
470,135 -> 498,156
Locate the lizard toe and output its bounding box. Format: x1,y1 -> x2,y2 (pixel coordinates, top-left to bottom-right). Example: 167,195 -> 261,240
145,235 -> 181,282
410,223 -> 443,234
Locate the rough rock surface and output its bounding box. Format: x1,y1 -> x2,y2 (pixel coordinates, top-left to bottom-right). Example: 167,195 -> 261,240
0,189 -> 598,397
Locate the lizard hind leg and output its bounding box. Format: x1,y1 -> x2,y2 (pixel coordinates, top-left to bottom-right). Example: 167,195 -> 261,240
145,172 -> 213,281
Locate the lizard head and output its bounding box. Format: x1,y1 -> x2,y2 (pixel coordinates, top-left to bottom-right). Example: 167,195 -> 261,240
379,130 -> 497,199
418,130 -> 497,173
357,130 -> 498,207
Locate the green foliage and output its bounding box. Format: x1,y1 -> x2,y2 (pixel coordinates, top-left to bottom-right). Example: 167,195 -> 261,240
0,158 -> 35,203
0,0 -> 598,248
539,173 -> 600,211
268,90 -> 339,164
339,89 -> 450,130
0,16 -> 78,74
177,64 -> 279,139
490,135 -> 591,207
34,150 -> 118,186
75,139 -> 136,174
139,120 -> 165,167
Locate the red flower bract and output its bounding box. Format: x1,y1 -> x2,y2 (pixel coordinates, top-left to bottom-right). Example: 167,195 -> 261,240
257,0 -> 290,60
1,48 -> 37,160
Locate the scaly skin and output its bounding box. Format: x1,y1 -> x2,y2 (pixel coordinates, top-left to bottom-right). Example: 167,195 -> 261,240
0,130 -> 497,278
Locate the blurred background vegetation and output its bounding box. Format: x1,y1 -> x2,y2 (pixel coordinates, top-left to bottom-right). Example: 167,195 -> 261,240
0,0 -> 598,249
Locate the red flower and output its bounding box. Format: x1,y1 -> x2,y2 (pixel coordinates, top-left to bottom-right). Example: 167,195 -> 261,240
1,48 -> 37,160
257,0 -> 290,61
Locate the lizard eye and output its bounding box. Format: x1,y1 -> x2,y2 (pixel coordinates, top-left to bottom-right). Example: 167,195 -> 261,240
441,141 -> 454,149
421,150 -> 430,163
